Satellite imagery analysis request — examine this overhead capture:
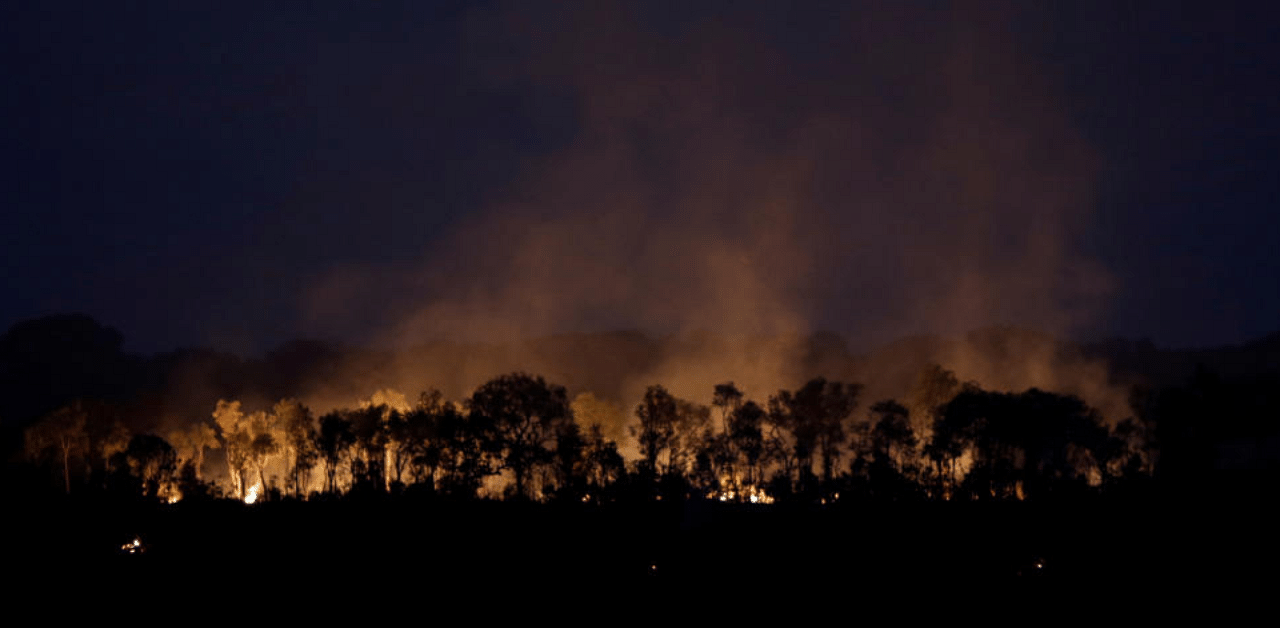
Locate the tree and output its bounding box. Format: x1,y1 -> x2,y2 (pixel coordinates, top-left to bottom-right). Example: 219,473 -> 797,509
94,420 -> 132,489
550,420 -> 589,502
315,411 -> 355,494
1012,388 -> 1107,499
383,408 -> 413,491
427,395 -> 493,498
124,434 -> 178,501
77,400 -> 130,489
933,385 -> 1107,501
347,404 -> 388,494
870,400 -> 916,470
168,421 -> 219,482
583,424 -> 625,499
712,382 -> 744,434
275,399 -> 316,497
361,388 -> 412,490
909,364 -> 961,431
468,373 -> 571,500
631,385 -> 709,484
704,382 -> 746,497
213,400 -> 251,500
728,400 -> 767,497
768,378 -> 860,497
868,399 -> 918,498
248,428 -> 279,500
24,401 -> 90,494
911,365 -> 962,499
403,390 -> 447,489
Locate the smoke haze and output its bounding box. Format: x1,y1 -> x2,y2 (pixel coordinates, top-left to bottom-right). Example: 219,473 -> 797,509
300,2 -> 1107,347
287,2 -> 1115,420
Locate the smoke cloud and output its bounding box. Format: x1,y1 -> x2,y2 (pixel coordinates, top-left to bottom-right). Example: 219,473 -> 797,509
293,2 -> 1116,423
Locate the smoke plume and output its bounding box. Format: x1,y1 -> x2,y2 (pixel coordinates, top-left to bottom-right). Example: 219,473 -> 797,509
296,2 -> 1116,421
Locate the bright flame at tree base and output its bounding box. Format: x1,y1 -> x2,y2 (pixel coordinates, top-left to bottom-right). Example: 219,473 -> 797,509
244,482 -> 261,504
709,477 -> 775,505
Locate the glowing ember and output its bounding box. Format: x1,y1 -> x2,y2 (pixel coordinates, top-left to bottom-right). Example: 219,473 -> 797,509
120,537 -> 145,554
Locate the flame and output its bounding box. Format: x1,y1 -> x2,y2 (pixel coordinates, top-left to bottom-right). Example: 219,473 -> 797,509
244,482 -> 261,504
708,476 -> 774,504
120,537 -> 144,554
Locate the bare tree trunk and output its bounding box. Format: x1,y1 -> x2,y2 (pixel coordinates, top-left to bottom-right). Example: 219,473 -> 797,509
62,446 -> 71,494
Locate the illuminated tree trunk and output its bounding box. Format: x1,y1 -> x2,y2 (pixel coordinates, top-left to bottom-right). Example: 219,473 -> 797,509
61,441 -> 72,495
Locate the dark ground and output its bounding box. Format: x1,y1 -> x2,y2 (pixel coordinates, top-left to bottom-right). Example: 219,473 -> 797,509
11,489 -> 1275,612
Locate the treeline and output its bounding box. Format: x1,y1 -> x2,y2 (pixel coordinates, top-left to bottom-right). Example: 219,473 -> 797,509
8,314 -> 1279,505
20,368 -> 1164,505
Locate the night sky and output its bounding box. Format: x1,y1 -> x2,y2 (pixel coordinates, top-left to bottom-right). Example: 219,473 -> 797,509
3,1 -> 1277,355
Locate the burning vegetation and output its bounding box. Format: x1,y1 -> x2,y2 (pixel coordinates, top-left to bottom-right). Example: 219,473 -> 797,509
7,319 -> 1277,596
18,367 -> 1154,506
9,317 -> 1275,510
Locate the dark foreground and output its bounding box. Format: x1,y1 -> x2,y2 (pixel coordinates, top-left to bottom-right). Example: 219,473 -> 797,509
12,491 -> 1275,611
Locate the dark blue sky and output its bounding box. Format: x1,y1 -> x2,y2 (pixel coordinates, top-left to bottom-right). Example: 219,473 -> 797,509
3,1 -> 1277,354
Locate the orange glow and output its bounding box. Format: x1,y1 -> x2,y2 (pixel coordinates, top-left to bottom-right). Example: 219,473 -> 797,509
708,476 -> 774,504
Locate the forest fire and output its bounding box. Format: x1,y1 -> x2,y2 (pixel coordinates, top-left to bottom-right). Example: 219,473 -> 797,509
710,477 -> 775,505
3,0 -> 1275,596
17,367 -> 1157,507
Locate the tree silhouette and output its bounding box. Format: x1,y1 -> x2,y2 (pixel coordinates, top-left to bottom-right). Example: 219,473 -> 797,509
347,404 -> 388,494
768,378 -> 860,498
632,385 -> 709,490
1013,388 -> 1107,499
362,389 -> 412,490
569,392 -> 627,499
729,400 -> 767,497
551,420 -> 589,502
870,400 -> 916,474
275,399 -> 316,497
430,396 -> 492,498
584,424 -> 625,500
863,399 -> 917,498
24,401 -> 90,494
403,390 -> 446,490
169,421 -> 219,483
468,373 -> 570,500
315,411 -> 355,494
712,382 -> 744,433
705,382 -> 745,496
124,433 -> 178,501
384,407 -> 414,491
934,385 -> 1107,500
910,365 -> 961,498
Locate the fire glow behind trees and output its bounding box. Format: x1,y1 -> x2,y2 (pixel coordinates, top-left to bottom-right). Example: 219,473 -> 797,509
3,2 -> 1278,599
